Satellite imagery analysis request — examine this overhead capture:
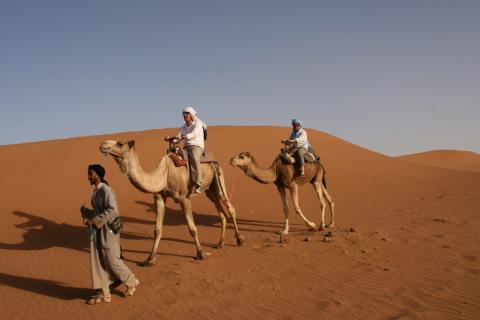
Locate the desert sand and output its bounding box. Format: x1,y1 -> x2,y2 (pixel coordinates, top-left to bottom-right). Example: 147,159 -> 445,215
0,126 -> 479,319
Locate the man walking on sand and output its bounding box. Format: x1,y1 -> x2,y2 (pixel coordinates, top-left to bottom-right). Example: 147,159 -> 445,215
81,164 -> 139,305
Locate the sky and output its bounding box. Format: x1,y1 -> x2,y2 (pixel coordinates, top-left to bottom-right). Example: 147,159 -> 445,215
1,0 -> 479,156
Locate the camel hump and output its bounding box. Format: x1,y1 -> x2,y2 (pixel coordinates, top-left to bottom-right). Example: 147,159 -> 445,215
200,148 -> 216,163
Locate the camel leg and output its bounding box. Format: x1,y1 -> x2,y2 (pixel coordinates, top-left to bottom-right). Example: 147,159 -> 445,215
143,193 -> 166,266
179,198 -> 205,260
277,185 -> 290,235
289,183 -> 317,231
222,198 -> 245,246
206,189 -> 227,248
215,167 -> 244,246
321,184 -> 335,227
313,182 -> 327,230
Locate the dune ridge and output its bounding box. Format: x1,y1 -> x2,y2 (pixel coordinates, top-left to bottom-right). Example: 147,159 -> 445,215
396,150 -> 480,173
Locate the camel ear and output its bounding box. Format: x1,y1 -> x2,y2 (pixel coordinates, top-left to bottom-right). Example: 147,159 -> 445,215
244,152 -> 251,157
128,140 -> 135,148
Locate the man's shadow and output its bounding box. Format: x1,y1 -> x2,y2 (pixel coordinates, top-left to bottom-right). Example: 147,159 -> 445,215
0,272 -> 91,301
0,211 -> 145,300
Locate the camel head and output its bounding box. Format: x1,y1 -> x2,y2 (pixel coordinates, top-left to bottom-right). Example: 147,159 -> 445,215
100,140 -> 135,157
99,140 -> 136,170
229,152 -> 253,168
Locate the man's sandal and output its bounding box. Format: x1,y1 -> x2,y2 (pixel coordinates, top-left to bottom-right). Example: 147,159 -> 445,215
86,294 -> 112,305
124,278 -> 140,297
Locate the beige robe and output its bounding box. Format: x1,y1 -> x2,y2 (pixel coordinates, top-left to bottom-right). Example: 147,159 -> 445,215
82,183 -> 132,290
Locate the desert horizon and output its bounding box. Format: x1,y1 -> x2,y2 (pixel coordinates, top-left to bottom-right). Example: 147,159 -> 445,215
2,125 -> 479,160
0,125 -> 479,319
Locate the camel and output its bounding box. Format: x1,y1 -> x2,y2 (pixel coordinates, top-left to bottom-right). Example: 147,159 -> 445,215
99,140 -> 244,265
229,151 -> 334,234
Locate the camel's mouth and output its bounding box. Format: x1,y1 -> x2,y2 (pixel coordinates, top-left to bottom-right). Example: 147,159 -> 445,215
99,142 -> 118,157
99,145 -> 110,155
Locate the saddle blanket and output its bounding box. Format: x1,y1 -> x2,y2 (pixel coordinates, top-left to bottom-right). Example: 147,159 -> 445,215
279,150 -> 318,165
169,148 -> 217,167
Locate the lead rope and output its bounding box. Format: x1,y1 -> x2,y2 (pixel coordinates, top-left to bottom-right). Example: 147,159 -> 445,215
227,166 -> 236,202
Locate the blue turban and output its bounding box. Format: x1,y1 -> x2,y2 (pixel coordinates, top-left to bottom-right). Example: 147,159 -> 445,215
291,119 -> 302,126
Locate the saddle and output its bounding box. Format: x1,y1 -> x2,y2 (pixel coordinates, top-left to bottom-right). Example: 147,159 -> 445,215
279,147 -> 318,165
168,147 -> 217,167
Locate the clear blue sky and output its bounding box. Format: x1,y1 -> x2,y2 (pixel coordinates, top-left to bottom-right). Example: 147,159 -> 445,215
1,0 -> 479,155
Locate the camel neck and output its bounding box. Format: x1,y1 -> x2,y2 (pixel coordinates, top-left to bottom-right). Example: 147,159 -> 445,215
122,152 -> 168,193
244,157 -> 277,184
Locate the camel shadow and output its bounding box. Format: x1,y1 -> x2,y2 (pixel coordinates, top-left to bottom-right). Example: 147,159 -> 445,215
133,200 -> 300,233
0,211 -> 146,253
0,271 -> 91,301
121,247 -> 193,263
132,200 -> 220,227
0,211 -> 90,253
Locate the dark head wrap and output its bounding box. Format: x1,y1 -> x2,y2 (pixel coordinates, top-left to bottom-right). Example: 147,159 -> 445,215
88,164 -> 108,185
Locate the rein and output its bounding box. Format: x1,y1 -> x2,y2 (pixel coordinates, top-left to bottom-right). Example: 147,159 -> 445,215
227,166 -> 236,202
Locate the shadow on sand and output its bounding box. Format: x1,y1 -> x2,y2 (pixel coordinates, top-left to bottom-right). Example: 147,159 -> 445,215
133,200 -> 293,233
0,211 -> 149,253
0,211 -> 90,253
0,272 -> 91,301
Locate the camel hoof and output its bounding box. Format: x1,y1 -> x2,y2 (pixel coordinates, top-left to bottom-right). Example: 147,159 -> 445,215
139,257 -> 156,267
195,251 -> 206,260
215,242 -> 224,249
236,235 -> 245,246
318,225 -> 325,231
326,223 -> 335,228
278,230 -> 289,235
309,224 -> 317,231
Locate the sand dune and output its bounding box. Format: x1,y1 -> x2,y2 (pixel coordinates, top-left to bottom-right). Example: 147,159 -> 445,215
0,126 -> 479,319
396,150 -> 480,173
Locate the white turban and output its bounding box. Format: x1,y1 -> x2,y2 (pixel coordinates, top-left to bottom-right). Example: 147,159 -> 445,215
182,106 -> 197,117
182,106 -> 207,130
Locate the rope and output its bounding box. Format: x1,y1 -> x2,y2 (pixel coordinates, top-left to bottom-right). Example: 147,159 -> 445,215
227,166 -> 236,202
